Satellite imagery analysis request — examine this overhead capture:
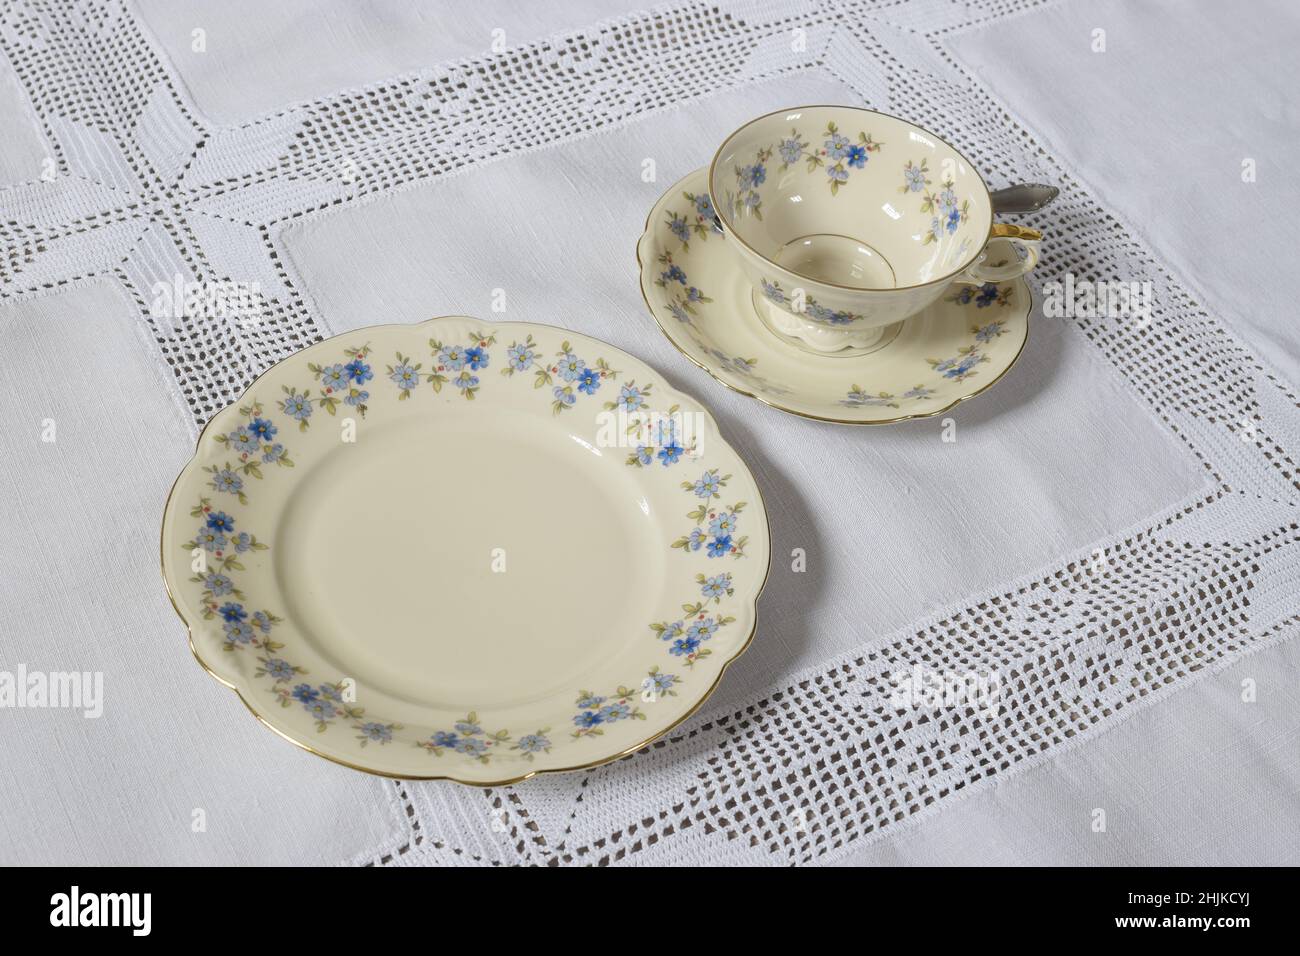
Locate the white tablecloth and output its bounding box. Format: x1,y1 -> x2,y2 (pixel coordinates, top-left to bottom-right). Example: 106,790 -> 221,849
2,0 -> 1297,866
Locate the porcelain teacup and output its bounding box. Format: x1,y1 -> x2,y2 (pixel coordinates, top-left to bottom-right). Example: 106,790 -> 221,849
709,105 -> 1043,354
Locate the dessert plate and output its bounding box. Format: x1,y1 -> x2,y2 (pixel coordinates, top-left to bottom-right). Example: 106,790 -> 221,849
162,316 -> 770,784
637,168 -> 1031,424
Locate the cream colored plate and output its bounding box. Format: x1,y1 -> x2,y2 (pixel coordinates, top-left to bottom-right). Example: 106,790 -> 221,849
637,168 -> 1031,423
162,317 -> 770,784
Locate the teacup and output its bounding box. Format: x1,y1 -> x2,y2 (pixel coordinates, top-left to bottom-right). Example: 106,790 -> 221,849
709,105 -> 1043,354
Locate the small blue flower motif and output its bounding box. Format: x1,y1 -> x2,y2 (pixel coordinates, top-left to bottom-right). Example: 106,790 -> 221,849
291,683 -> 319,704
668,303 -> 691,324
647,672 -> 677,694
457,737 -> 489,756
202,572 -> 233,596
206,511 -> 235,533
249,417 -> 277,441
940,187 -> 958,210
668,215 -> 690,243
687,528 -> 707,552
390,363 -> 419,389
261,442 -> 286,464
975,284 -> 1001,308
344,388 -> 369,406
228,426 -> 259,455
577,367 -> 601,395
661,265 -> 687,286
739,163 -> 766,189
318,683 -> 343,702
778,137 -> 803,165
464,346 -> 489,371
599,701 -> 632,722
251,611 -> 273,633
657,442 -> 684,466
846,144 -> 868,168
905,164 -> 927,192
264,658 -> 294,681
635,444 -> 654,465
701,574 -> 731,600
617,385 -> 644,411
659,621 -> 684,641
224,620 -> 254,644
825,132 -> 851,159
212,469 -> 243,494
429,731 -> 459,749
935,354 -> 981,379
219,602 -> 247,622
454,374 -> 479,391
439,345 -> 467,370
808,302 -> 855,326
827,164 -> 849,184
553,385 -> 576,407
904,385 -> 935,400
516,733 -> 550,753
576,694 -> 606,710
358,722 -> 392,744
508,344 -> 535,372
231,532 -> 253,552
929,217 -> 945,242
345,359 -> 373,384
688,618 -> 719,641
761,279 -> 787,305
707,535 -> 733,558
974,321 -> 1005,343
558,352 -> 586,381
685,286 -> 705,302
670,636 -> 702,657
574,711 -> 604,729
946,207 -> 961,234
320,364 -> 348,390
744,192 -> 761,210
196,528 -> 226,551
951,287 -> 975,305
281,393 -> 312,422
306,700 -> 337,721
709,511 -> 739,537
454,719 -> 483,736
692,193 -> 716,220
693,472 -> 721,498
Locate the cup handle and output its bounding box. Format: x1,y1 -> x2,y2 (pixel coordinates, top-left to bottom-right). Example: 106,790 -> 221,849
960,223 -> 1042,284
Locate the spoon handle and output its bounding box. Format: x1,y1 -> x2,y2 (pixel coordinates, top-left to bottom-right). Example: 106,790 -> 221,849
990,183 -> 1059,214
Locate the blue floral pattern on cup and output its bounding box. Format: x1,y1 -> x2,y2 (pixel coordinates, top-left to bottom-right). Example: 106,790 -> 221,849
920,178 -> 971,245
761,278 -> 864,326
730,121 -> 884,216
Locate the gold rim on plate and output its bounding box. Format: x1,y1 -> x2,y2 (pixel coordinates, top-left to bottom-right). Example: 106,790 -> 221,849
162,316 -> 772,785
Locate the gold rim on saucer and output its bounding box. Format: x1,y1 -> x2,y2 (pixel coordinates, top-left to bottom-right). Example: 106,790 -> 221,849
637,168 -> 1031,425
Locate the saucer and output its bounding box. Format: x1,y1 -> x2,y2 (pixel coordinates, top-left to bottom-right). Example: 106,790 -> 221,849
161,316 -> 770,784
637,168 -> 1031,424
